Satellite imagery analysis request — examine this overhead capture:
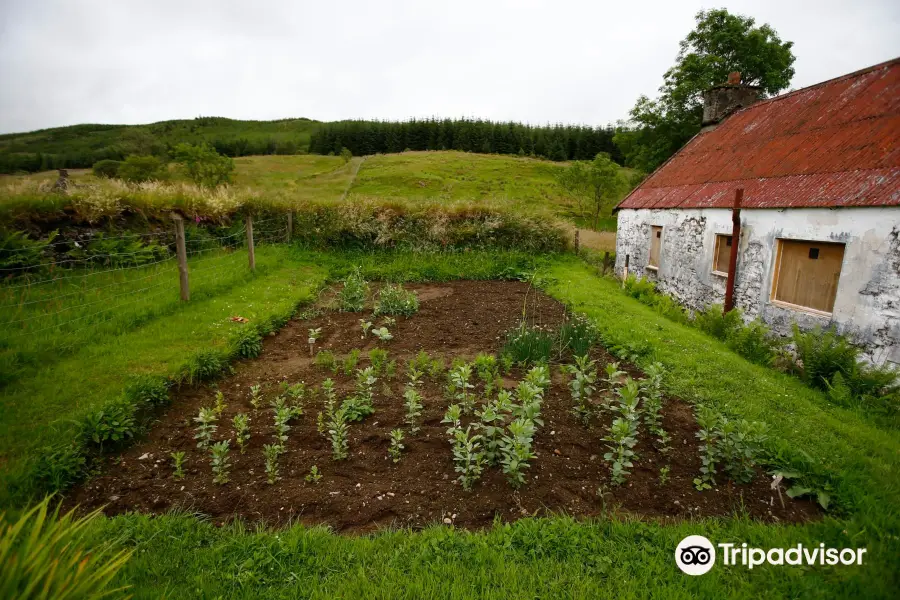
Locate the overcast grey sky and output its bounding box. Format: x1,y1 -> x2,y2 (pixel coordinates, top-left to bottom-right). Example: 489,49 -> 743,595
0,0 -> 897,134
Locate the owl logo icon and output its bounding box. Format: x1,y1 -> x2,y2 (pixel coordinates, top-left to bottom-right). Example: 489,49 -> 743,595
676,535 -> 716,575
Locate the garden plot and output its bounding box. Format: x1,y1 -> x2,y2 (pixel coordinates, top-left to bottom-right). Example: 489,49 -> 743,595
69,280 -> 816,532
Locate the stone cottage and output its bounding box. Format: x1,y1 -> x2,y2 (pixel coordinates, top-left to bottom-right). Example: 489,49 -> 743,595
614,59 -> 900,366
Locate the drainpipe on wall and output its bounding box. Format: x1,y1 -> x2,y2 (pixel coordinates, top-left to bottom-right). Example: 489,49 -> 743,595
723,188 -> 743,314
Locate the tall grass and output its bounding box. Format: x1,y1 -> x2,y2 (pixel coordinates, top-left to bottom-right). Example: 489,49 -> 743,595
1,497 -> 131,599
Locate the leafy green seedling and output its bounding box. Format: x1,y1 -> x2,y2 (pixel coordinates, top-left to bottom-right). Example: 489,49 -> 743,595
388,429 -> 405,463
233,413 -> 250,453
170,451 -> 186,479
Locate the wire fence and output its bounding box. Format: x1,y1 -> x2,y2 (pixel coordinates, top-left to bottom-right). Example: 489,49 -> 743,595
0,213 -> 294,375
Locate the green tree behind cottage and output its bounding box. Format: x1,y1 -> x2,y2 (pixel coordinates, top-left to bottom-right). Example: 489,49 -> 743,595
614,9 -> 796,173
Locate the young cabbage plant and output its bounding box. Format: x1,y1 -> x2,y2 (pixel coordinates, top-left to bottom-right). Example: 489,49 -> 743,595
603,362 -> 625,388
369,348 -> 389,375
305,465 -> 322,483
249,384 -> 263,409
233,413 -> 250,453
441,404 -> 463,436
170,451 -> 186,479
193,407 -> 218,449
716,416 -> 769,484
450,426 -> 486,491
210,440 -> 231,484
388,429 -> 405,463
342,367 -> 377,421
339,267 -> 369,312
524,364 -> 551,395
511,381 -> 544,427
372,326 -> 393,342
640,362 -> 670,453
500,417 -> 537,489
693,405 -> 721,490
273,406 -> 295,445
565,354 -> 598,425
603,418 -> 636,485
359,319 -> 372,339
475,399 -> 507,466
263,443 -> 282,484
328,406 -> 350,460
403,387 -> 424,434
612,376 -> 642,437
448,363 -> 475,413
213,391 -> 227,416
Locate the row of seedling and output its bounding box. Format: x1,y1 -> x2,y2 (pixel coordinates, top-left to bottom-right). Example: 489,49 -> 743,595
441,362 -> 550,491
174,380 -> 318,485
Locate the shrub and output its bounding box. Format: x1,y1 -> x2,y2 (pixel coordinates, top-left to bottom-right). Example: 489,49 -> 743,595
622,274 -> 657,303
792,325 -> 861,390
79,400 -> 137,451
726,319 -> 782,366
91,159 -> 121,178
173,142 -> 235,187
124,375 -> 169,407
117,154 -> 168,182
0,497 -> 131,599
694,304 -> 744,341
340,147 -> 352,163
183,349 -> 227,384
230,325 -> 263,359
338,267 -> 369,311
374,284 -> 419,317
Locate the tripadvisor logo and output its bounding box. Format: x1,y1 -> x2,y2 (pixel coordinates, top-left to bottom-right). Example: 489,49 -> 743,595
676,535 -> 716,575
675,535 -> 867,575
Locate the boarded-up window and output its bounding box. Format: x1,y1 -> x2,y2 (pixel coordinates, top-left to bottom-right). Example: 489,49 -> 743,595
713,234 -> 733,275
771,239 -> 845,314
648,226 -> 662,268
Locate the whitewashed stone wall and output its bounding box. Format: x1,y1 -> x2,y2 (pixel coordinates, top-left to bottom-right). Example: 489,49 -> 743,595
614,207 -> 900,366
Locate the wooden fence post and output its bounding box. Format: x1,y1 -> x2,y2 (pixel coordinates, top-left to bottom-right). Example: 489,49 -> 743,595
246,214 -> 255,271
724,188 -> 743,313
171,213 -> 190,301
286,212 -> 293,244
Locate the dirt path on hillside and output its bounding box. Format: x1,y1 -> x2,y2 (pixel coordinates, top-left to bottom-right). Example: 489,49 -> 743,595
339,156 -> 367,201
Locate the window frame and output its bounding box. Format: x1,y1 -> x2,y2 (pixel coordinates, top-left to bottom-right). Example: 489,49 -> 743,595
712,233 -> 733,277
769,237 -> 846,317
647,225 -> 663,271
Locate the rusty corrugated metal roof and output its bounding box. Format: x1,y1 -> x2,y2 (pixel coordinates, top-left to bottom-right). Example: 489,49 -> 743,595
617,58 -> 900,210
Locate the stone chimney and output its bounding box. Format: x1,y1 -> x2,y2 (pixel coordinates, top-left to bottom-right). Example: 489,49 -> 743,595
700,72 -> 761,132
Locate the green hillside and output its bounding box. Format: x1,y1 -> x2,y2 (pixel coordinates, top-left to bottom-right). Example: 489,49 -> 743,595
0,117 -> 320,173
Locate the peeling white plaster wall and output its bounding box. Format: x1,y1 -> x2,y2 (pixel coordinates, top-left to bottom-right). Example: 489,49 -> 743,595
615,207 -> 900,366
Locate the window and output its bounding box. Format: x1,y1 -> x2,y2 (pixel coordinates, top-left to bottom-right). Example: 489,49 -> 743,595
771,239 -> 845,314
648,226 -> 662,269
713,234 -> 733,275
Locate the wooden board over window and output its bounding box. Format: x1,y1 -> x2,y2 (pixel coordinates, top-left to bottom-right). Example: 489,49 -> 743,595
649,226 -> 662,268
771,239 -> 845,314
713,234 -> 732,275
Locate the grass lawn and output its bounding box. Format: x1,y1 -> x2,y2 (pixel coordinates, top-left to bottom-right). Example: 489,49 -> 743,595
3,251 -> 896,598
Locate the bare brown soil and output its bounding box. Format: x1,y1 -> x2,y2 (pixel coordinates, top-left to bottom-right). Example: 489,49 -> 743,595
69,281 -> 817,532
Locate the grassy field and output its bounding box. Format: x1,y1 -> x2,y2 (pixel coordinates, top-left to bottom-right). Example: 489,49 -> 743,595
0,151 -> 625,240
0,251 -> 893,597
